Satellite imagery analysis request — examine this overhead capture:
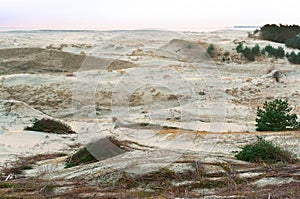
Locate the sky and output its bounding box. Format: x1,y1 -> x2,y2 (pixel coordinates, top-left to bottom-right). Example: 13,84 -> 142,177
0,0 -> 299,30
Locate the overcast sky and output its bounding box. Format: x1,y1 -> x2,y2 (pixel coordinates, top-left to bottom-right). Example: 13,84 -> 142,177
0,0 -> 299,30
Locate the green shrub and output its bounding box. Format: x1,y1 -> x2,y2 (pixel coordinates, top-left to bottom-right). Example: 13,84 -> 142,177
264,44 -> 273,56
264,45 -> 285,58
235,43 -> 286,61
256,99 -> 300,131
242,47 -> 255,61
207,44 -> 214,57
288,51 -> 300,64
25,118 -> 76,134
65,136 -> 127,168
234,136 -> 297,164
276,46 -> 285,58
236,42 -> 244,53
65,147 -> 97,168
235,43 -> 262,61
235,136 -> 297,163
224,51 -> 230,57
251,44 -> 261,56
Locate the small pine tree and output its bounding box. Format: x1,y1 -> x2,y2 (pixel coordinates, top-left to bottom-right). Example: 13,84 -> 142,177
256,99 -> 300,131
242,47 -> 255,61
207,44 -> 214,57
236,42 -> 244,53
276,46 -> 285,58
288,51 -> 300,64
252,44 -> 261,56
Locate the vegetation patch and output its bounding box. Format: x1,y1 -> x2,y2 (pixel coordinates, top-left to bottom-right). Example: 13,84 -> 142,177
260,24 -> 300,53
206,44 -> 215,57
2,153 -> 68,176
234,136 -> 298,164
65,147 -> 97,168
256,99 -> 300,131
285,35 -> 300,50
260,24 -> 300,44
25,118 -> 76,134
117,167 -> 177,190
235,39 -> 300,64
0,179 -> 61,198
235,43 -> 285,61
65,137 -> 135,168
286,51 -> 300,64
263,44 -> 285,58
0,182 -> 15,189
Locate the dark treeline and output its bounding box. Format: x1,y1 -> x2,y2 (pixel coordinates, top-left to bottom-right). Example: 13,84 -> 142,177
261,24 -> 300,49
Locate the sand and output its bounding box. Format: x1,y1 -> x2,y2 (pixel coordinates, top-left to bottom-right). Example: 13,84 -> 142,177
0,29 -> 299,197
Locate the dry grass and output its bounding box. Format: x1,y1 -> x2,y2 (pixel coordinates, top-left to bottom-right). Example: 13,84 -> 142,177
1,162 -> 299,198
1,136 -> 299,198
2,153 -> 67,178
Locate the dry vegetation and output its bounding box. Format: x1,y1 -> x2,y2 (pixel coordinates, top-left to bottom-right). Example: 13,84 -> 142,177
1,160 -> 299,198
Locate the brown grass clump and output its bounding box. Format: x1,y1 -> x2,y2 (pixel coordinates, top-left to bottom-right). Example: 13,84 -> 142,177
25,118 -> 76,134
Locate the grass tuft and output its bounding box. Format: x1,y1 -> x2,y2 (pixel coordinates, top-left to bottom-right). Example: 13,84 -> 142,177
234,136 -> 298,164
25,118 -> 76,134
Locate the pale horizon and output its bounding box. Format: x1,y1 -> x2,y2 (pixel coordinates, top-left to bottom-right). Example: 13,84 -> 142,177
1,0 -> 300,30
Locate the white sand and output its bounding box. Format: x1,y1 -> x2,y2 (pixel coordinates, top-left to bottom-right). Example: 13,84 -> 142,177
0,29 -> 299,168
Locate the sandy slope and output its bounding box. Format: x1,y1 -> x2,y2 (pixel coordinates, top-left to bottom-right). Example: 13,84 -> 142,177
0,29 -> 299,198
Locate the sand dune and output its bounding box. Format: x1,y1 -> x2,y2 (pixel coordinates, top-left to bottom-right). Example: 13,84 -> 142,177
0,29 -> 299,198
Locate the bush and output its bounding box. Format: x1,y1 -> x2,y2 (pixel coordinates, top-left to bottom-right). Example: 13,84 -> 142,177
288,51 -> 300,64
256,99 -> 300,131
25,118 -> 76,134
242,47 -> 255,61
234,136 -> 297,164
65,147 -> 97,168
65,136 -> 127,168
236,42 -> 244,53
235,43 -> 264,61
277,46 -> 285,58
264,45 -> 285,58
285,35 -> 300,49
251,44 -> 261,57
236,43 -> 286,61
207,44 -> 214,57
224,51 -> 230,57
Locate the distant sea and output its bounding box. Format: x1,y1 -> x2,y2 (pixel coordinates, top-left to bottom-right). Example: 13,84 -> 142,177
0,26 -> 260,33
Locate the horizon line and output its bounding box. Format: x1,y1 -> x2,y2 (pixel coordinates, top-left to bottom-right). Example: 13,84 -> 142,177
0,25 -> 261,33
